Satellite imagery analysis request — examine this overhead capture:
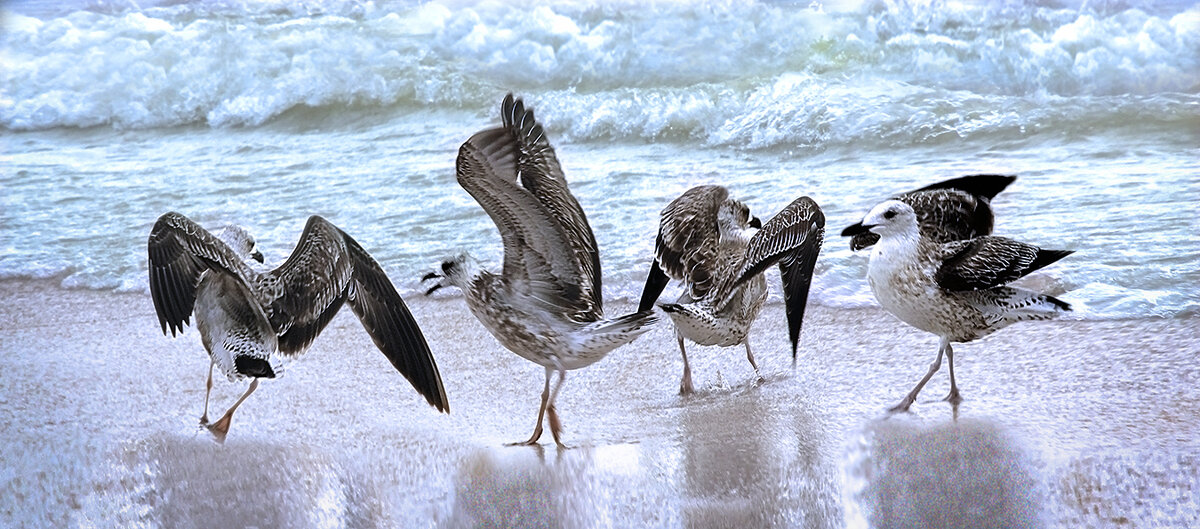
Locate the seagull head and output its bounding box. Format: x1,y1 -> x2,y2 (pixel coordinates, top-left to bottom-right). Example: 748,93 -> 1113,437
856,200 -> 918,238
215,225 -> 265,263
420,252 -> 476,295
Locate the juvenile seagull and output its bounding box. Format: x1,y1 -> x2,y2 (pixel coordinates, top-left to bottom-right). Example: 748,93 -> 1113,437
637,186 -> 825,394
148,212 -> 448,442
421,94 -> 657,447
843,200 -> 1072,412
842,174 -> 1016,251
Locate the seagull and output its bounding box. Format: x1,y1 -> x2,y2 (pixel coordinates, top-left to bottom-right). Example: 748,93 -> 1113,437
636,185 -> 825,394
843,199 -> 1072,412
420,94 -> 657,448
842,174 -> 1016,251
148,212 -> 448,442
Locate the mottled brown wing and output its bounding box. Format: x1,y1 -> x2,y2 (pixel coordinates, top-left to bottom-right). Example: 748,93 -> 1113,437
456,96 -> 598,319
501,94 -> 604,313
341,228 -> 449,413
936,236 -> 1073,291
730,196 -> 825,360
146,211 -> 257,336
267,216 -> 353,356
653,185 -> 728,300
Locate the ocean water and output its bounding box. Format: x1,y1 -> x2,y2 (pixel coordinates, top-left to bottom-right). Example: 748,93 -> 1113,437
2,0 -> 1198,319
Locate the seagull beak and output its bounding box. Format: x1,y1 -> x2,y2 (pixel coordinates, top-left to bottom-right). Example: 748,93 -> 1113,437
251,250 -> 265,263
749,216 -> 762,229
421,272 -> 443,296
840,222 -> 873,237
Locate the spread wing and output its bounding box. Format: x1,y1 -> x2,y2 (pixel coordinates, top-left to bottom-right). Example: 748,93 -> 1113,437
146,211 -> 258,336
269,217 -> 449,412
844,174 -> 1016,250
729,196 -> 825,360
936,236 -> 1073,291
455,94 -> 599,320
341,229 -> 449,413
651,185 -> 728,301
502,94 -> 603,312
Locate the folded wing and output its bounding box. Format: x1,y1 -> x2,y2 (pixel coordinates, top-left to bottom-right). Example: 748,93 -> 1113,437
936,236 -> 1073,291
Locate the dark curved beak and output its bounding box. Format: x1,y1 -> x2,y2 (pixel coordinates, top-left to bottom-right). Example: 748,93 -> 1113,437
749,216 -> 762,229
251,250 -> 265,263
840,222 -> 872,237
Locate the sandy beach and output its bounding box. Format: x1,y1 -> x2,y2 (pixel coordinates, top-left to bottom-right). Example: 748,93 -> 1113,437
1,278 -> 1197,528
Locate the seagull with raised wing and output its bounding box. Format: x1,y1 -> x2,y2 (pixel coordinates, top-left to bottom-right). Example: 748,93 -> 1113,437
148,212 -> 448,442
421,94 -> 657,448
637,185 -> 825,394
843,197 -> 1072,412
842,174 -> 1016,251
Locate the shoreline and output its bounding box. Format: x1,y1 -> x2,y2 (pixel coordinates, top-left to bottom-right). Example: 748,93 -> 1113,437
2,278 -> 1198,528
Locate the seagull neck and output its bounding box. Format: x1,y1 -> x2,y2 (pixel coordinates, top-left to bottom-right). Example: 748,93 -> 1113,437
870,228 -> 922,263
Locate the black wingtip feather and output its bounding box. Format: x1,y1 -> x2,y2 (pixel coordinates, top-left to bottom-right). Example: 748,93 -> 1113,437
915,174 -> 1017,200
1030,249 -> 1074,273
1045,294 -> 1071,311
638,260 -> 670,313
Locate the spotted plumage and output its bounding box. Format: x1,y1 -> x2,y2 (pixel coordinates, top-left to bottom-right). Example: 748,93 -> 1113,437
422,94 -> 657,447
844,198 -> 1072,412
637,185 -> 825,394
148,212 -> 448,442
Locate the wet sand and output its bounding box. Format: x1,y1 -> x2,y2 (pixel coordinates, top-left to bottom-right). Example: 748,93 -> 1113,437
1,278 -> 1197,528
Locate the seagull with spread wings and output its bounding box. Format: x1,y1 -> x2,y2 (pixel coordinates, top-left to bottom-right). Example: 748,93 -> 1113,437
148,212 -> 448,442
843,194 -> 1072,412
637,185 -> 825,394
421,94 -> 657,448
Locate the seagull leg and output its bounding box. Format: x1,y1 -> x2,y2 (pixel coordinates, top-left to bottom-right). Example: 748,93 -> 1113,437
942,342 -> 963,407
200,360 -> 215,426
678,332 -> 694,395
508,367 -> 551,446
744,337 -> 763,384
888,337 -> 948,413
546,365 -> 568,449
207,378 -> 259,444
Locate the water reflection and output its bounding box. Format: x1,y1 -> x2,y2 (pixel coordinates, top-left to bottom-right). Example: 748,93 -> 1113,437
842,416 -> 1041,529
447,445 -> 601,528
94,434 -> 372,529
678,388 -> 837,528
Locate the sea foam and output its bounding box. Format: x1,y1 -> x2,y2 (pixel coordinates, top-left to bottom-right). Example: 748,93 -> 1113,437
2,1 -> 1197,135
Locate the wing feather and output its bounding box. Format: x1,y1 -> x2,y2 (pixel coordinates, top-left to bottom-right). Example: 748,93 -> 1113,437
146,212 -> 257,336
653,185 -> 728,300
501,94 -> 603,310
341,228 -> 449,413
728,196 -> 825,359
936,236 -> 1073,291
457,96 -> 599,318
268,216 -> 354,355
845,174 -> 1016,250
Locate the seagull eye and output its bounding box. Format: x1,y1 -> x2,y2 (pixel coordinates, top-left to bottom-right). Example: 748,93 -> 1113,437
883,210 -> 897,220
441,261 -> 455,273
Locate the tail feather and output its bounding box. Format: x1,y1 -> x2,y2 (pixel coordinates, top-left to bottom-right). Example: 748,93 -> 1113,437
576,310 -> 659,354
234,356 -> 277,378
